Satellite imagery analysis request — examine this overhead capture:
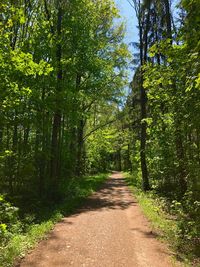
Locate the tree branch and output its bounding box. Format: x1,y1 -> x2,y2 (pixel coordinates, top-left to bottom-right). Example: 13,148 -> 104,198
43,0 -> 54,34
83,119 -> 117,141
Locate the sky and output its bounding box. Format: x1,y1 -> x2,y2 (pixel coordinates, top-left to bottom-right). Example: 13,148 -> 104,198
114,0 -> 180,53
115,0 -> 138,48
114,0 -> 138,84
113,0 -> 180,99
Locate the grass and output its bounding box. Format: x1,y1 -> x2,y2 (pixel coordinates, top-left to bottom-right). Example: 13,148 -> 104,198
124,172 -> 193,267
0,173 -> 108,267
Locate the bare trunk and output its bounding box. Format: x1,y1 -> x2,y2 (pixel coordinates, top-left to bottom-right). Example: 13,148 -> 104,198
139,3 -> 150,191
50,5 -> 62,195
76,119 -> 84,176
175,122 -> 187,195
164,0 -> 172,41
0,127 -> 3,151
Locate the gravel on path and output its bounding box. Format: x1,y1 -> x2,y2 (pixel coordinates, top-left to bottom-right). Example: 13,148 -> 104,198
19,172 -> 178,267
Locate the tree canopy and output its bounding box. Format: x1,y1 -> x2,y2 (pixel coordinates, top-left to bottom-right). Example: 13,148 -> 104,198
0,0 -> 200,264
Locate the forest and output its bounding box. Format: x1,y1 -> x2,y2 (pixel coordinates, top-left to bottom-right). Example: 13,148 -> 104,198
0,0 -> 200,266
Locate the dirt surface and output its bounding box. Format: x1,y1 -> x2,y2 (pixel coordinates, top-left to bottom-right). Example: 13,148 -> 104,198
19,172 -> 178,267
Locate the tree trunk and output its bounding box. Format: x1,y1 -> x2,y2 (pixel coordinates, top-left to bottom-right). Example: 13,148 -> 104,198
117,148 -> 122,171
23,126 -> 30,154
50,5 -> 62,196
138,3 -> 150,191
164,0 -> 172,41
76,119 -> 85,176
175,124 -> 187,195
0,126 -> 3,151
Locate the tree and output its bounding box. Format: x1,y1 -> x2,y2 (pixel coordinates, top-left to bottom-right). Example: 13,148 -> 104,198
0,0 -> 129,199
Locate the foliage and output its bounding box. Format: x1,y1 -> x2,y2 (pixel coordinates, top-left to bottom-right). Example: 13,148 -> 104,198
126,173 -> 178,240
0,0 -> 129,196
0,195 -> 20,243
121,0 -> 200,262
0,173 -> 108,267
0,0 -> 128,264
171,192 -> 200,256
125,173 -> 199,265
1,0 -> 200,265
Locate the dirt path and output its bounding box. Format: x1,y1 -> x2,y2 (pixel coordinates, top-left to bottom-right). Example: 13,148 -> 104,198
19,172 -> 178,267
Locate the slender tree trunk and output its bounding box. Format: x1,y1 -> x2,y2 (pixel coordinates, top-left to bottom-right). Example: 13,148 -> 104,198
138,3 -> 150,191
38,86 -> 48,197
76,119 -> 84,176
127,144 -> 132,171
118,148 -> 122,171
196,129 -> 200,166
0,126 -> 3,151
69,127 -> 77,175
175,120 -> 187,195
165,0 -> 187,194
164,0 -> 172,41
23,126 -> 30,153
12,124 -> 18,152
75,73 -> 84,176
50,5 -> 62,195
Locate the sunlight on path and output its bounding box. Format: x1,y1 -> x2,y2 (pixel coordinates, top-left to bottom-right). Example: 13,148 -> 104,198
19,172 -> 177,267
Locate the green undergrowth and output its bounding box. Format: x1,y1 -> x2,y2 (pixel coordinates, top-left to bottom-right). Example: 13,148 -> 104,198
124,172 -> 200,267
0,173 -> 108,267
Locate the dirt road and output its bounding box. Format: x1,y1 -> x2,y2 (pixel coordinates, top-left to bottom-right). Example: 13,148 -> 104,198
19,172 -> 177,267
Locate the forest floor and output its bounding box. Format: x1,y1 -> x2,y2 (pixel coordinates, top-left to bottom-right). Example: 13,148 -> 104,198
17,172 -> 180,267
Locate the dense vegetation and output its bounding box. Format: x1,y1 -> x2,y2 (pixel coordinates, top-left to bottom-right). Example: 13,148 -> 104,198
0,0 -> 128,264
0,0 -> 200,265
124,0 -> 200,261
0,0 -> 129,198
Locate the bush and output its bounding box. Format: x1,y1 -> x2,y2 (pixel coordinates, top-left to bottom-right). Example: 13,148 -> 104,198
0,195 -> 20,243
171,191 -> 200,256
